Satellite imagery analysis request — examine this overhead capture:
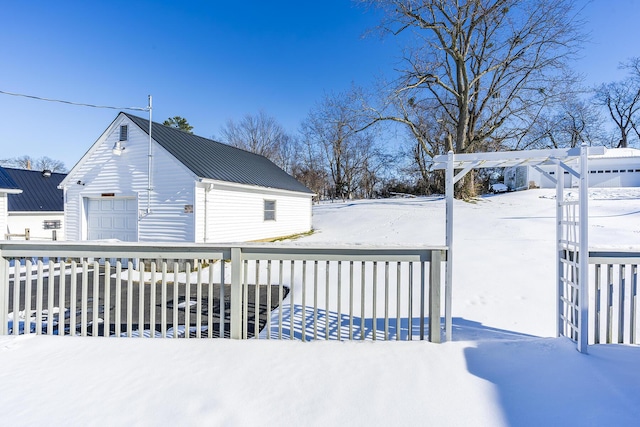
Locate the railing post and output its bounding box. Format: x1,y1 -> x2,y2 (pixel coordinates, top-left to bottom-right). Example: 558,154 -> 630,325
230,247 -> 243,339
429,250 -> 442,343
578,143 -> 589,353
0,250 -> 8,335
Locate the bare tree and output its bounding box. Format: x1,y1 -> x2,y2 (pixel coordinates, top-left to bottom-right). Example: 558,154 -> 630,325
219,111 -> 295,171
521,97 -> 605,149
270,133 -> 299,174
290,133 -> 330,199
594,58 -> 640,148
301,88 -> 384,200
1,155 -> 66,172
359,0 -> 584,197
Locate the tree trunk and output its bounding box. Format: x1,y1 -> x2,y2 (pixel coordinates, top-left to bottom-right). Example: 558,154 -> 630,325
456,173 -> 476,200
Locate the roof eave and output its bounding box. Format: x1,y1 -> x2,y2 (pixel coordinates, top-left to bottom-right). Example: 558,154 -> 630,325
199,178 -> 315,196
1,188 -> 23,194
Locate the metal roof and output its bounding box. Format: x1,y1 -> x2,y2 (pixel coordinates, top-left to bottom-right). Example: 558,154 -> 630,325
4,168 -> 65,212
431,146 -> 607,170
124,113 -> 313,194
0,166 -> 21,193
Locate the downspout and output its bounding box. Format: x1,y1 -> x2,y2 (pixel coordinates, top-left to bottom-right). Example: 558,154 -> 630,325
203,182 -> 213,243
203,182 -> 207,243
147,95 -> 153,214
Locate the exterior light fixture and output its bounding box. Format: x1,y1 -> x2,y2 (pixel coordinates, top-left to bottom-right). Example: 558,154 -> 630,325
112,141 -> 125,156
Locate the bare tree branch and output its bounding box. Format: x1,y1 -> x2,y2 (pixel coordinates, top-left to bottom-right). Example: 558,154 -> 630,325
358,0 -> 585,196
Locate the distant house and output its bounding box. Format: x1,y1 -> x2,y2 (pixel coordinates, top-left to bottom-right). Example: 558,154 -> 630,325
3,168 -> 65,240
505,147 -> 640,190
0,166 -> 22,239
59,112 -> 314,243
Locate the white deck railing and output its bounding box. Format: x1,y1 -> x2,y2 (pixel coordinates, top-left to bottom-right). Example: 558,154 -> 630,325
589,249 -> 640,345
0,242 -> 447,342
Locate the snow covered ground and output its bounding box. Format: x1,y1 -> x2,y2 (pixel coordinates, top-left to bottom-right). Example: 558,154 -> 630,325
1,189 -> 639,426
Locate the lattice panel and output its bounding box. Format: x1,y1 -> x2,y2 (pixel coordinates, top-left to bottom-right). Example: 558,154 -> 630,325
558,195 -> 582,342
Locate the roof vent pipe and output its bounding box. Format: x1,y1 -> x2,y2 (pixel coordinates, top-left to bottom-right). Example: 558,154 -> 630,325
42,169 -> 52,178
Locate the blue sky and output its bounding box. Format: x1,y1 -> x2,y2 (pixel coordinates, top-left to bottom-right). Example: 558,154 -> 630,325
1,0 -> 639,170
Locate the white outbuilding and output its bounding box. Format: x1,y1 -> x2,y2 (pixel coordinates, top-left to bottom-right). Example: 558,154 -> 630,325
4,168 -> 65,241
60,113 -> 314,243
505,147 -> 640,190
0,166 -> 22,239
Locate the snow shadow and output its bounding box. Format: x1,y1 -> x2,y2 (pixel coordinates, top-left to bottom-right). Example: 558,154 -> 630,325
450,318 -> 537,341
464,338 -> 640,426
261,309 -> 541,342
261,304 -> 439,340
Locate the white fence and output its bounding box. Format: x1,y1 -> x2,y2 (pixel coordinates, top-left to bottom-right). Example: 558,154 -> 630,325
0,242 -> 447,342
589,249 -> 640,345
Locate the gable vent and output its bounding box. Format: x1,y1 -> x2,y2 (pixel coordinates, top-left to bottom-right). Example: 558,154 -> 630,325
119,124 -> 128,141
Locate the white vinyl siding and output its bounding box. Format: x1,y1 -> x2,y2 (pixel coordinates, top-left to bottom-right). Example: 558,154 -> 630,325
63,115 -> 196,242
7,212 -> 65,241
203,183 -> 312,243
0,193 -> 7,238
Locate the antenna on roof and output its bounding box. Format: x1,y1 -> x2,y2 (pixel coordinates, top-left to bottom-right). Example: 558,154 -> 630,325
146,95 -> 153,215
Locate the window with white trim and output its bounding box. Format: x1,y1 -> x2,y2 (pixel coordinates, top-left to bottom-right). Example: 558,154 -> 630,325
264,200 -> 276,221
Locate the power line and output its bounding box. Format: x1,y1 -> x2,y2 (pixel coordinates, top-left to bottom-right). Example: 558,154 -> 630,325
0,89 -> 149,111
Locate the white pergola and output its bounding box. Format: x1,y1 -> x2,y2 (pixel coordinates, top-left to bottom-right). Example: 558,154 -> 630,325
431,144 -> 606,353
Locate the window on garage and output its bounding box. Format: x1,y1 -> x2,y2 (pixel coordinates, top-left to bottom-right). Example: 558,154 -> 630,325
264,200 -> 276,221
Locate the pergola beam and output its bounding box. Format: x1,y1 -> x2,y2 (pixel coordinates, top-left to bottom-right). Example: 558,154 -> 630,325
431,146 -> 605,171
552,159 -> 580,178
533,165 -> 557,185
453,161 -> 481,184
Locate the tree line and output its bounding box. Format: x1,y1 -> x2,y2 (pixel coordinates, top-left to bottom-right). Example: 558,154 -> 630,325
213,1 -> 640,200
6,1 -> 640,199
0,155 -> 66,172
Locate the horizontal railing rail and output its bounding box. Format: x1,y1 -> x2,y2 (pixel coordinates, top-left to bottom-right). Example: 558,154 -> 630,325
0,241 -> 448,342
588,248 -> 640,345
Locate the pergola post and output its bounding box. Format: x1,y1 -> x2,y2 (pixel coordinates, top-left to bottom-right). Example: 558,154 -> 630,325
445,151 -> 454,341
578,143 -> 589,353
556,161 -> 564,339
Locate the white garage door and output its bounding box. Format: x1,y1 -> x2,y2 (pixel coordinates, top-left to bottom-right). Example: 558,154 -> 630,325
87,198 -> 137,241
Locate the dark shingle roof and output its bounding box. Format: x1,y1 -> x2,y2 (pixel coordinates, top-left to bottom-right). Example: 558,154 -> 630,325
0,166 -> 21,191
124,113 -> 313,194
4,168 -> 65,212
